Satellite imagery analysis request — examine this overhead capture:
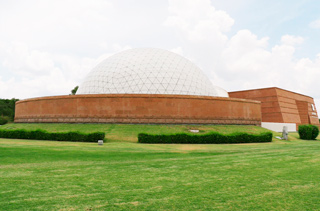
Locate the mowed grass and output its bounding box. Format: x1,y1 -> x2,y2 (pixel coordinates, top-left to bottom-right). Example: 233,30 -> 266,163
2,123 -> 272,142
1,137 -> 320,210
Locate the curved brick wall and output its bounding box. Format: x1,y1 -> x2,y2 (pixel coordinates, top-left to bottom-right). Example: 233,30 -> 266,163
15,94 -> 261,125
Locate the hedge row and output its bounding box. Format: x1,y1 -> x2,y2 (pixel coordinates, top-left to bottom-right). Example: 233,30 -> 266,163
138,132 -> 273,144
298,125 -> 319,140
0,129 -> 105,142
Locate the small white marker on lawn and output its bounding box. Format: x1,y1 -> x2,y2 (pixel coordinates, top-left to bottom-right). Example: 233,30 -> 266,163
98,140 -> 103,145
189,129 -> 199,133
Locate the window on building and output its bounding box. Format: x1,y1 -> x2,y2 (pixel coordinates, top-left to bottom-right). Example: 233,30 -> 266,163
311,104 -> 315,111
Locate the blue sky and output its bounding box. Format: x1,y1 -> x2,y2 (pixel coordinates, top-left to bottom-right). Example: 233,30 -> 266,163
218,0 -> 320,58
0,0 -> 319,110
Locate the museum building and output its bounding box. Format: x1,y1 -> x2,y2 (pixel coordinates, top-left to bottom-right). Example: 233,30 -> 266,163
14,48 -> 319,131
230,87 -> 319,131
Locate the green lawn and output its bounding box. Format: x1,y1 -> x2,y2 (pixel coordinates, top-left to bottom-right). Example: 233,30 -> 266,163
1,123 -> 274,142
1,137 -> 320,210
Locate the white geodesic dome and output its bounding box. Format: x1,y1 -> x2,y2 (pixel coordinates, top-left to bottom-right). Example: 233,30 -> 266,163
77,48 -> 228,97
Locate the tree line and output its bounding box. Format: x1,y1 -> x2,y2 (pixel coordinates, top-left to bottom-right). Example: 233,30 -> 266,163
0,98 -> 19,123
0,85 -> 78,125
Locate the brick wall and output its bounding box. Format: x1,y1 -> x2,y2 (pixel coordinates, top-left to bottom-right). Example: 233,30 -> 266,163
15,94 -> 261,125
229,87 -> 319,128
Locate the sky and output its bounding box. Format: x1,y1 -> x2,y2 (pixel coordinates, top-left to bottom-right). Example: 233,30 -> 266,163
0,0 -> 319,111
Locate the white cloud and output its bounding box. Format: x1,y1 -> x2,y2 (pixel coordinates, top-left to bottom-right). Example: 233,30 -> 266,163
164,0 -> 234,80
309,19 -> 320,29
0,41 -> 135,100
281,35 -> 304,46
163,0 -> 320,111
0,42 -> 98,99
219,34 -> 320,111
0,0 -> 319,113
3,42 -> 55,76
164,0 -> 234,42
222,30 -> 270,75
0,0 -> 113,54
219,33 -> 317,93
170,47 -> 184,56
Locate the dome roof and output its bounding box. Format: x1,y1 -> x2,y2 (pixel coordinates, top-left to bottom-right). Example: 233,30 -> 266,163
77,48 -> 228,97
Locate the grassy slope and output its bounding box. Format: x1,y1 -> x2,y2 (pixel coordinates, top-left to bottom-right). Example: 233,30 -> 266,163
1,138 -> 320,210
1,123 -> 273,142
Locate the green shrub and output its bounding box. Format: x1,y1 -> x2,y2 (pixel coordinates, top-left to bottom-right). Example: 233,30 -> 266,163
0,116 -> 8,125
298,125 -> 319,140
0,129 -> 105,142
138,131 -> 273,144
312,126 -> 320,140
86,132 -> 106,142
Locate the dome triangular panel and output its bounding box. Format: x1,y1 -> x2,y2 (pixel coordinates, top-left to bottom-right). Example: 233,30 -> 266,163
77,48 -> 228,97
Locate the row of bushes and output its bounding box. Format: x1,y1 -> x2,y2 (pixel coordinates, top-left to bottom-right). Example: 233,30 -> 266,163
298,125 -> 319,140
0,129 -> 105,142
138,132 -> 273,144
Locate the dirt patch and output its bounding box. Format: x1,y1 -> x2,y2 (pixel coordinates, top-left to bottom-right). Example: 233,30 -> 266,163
130,201 -> 139,206
178,145 -> 208,151
114,201 -> 139,206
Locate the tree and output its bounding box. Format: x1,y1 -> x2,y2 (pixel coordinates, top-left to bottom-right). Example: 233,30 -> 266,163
71,86 -> 79,95
0,98 -> 19,122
